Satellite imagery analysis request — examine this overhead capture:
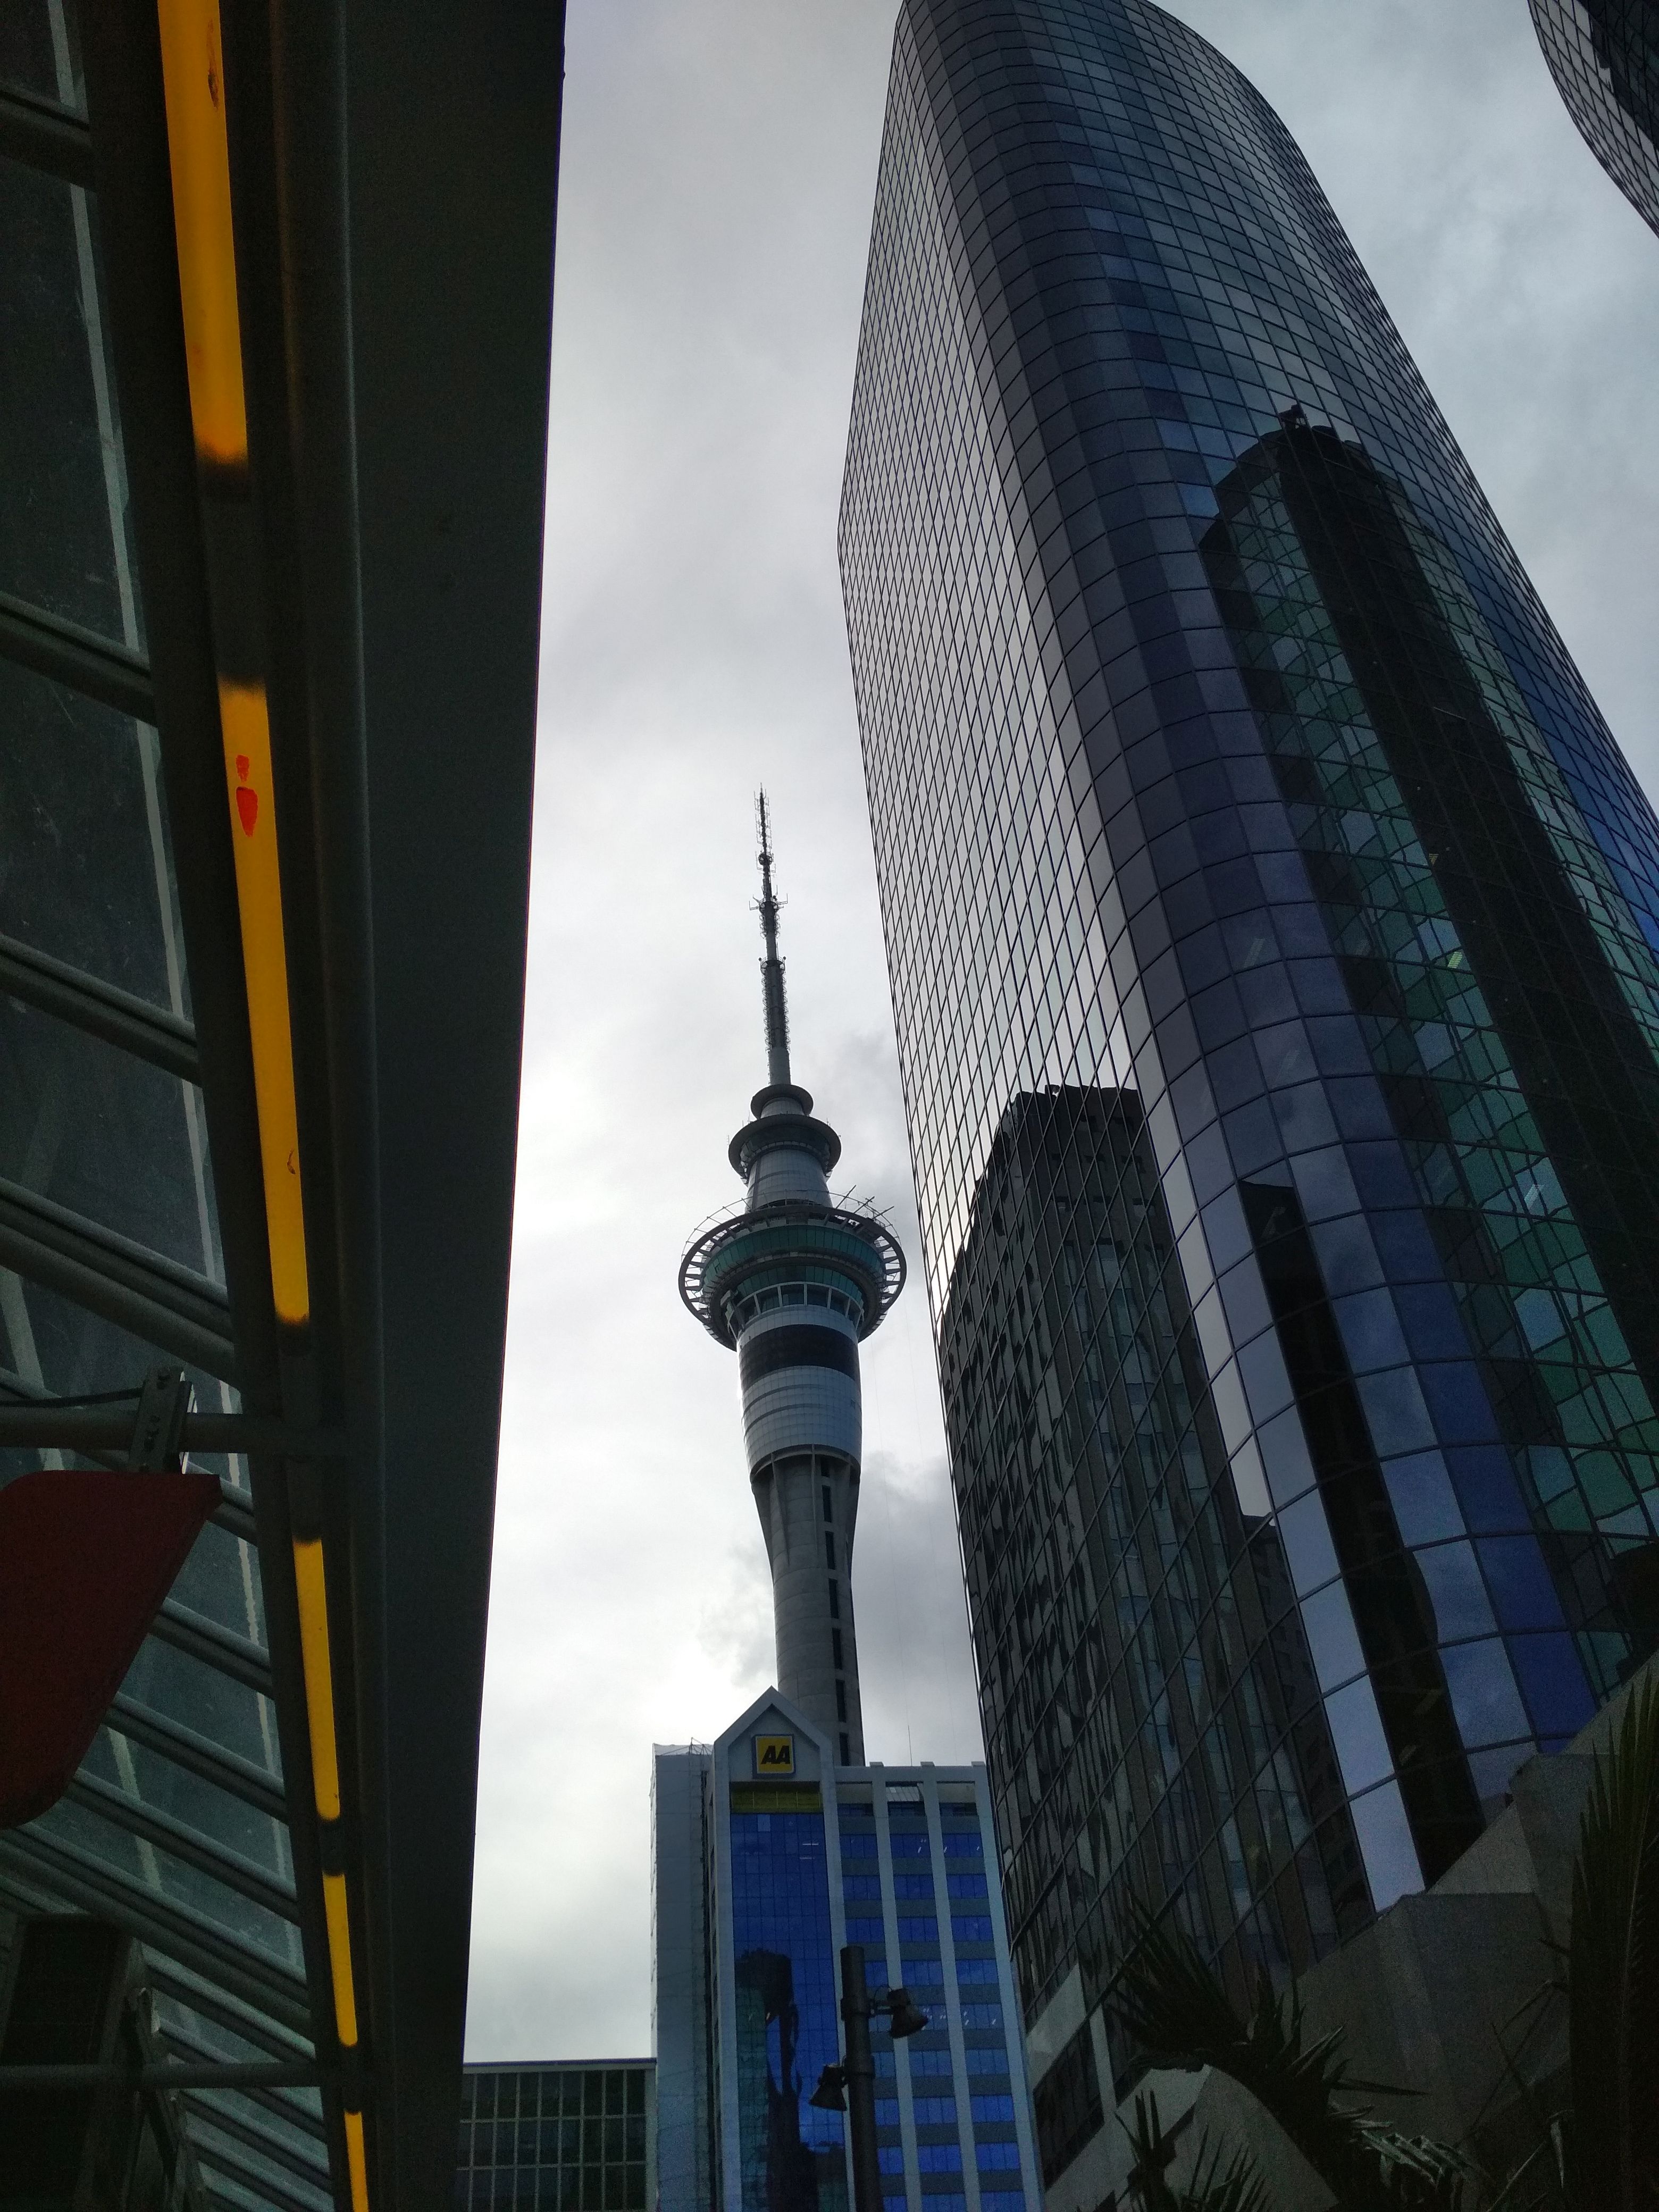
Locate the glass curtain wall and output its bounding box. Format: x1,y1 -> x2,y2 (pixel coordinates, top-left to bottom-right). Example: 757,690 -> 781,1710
840,0 -> 1659,2068
728,1801 -> 845,2212
1531,0 -> 1659,236
1,7 -> 324,2206
455,2065 -> 653,2212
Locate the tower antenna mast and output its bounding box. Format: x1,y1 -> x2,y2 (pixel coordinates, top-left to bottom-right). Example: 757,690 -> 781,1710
756,791 -> 791,1090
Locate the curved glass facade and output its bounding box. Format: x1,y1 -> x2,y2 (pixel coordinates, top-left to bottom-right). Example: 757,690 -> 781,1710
839,0 -> 1659,2077
1531,0 -> 1659,237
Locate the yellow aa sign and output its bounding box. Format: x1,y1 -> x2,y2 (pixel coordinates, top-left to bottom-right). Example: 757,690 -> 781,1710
754,1735 -> 795,1776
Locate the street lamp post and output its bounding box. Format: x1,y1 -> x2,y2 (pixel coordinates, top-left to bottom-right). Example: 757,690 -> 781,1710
810,1943 -> 929,2212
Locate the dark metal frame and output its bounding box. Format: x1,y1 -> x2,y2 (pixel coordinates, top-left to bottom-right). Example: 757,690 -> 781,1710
0,1 -> 565,2204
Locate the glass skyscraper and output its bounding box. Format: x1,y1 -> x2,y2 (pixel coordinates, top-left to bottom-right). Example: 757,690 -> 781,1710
839,0 -> 1659,2157
1532,0 -> 1659,236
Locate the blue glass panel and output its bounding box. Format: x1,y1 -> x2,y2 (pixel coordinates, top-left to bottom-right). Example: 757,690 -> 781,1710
1477,1538 -> 1569,1631
730,1810 -> 847,2212
976,2145 -> 1022,2173
1509,1634 -> 1597,1738
1439,1638 -> 1531,1749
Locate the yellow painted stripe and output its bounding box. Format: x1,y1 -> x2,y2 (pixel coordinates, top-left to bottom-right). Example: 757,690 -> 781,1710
155,0 -> 247,465
344,2110 -> 370,2212
157,0 -> 313,1327
291,1537 -> 341,1821
218,683 -> 311,1325
323,1870 -> 359,2047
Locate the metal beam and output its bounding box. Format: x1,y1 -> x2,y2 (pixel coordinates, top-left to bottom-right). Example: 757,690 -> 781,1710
0,586 -> 155,722
0,2059 -> 319,2089
213,1482 -> 259,1544
146,1956 -> 317,2071
0,1174 -> 238,1382
192,2134 -> 339,2212
162,2021 -> 329,2143
153,1601 -> 274,1696
0,928 -> 199,1082
0,83 -> 95,186
0,1404 -> 342,1455
0,1831 -> 312,2033
65,1771 -> 299,1921
178,2087 -> 336,2190
107,1694 -> 288,1821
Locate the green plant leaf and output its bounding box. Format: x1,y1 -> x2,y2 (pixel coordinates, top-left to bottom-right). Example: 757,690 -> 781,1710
1560,1674 -> 1659,2210
1121,2088 -> 1271,2212
1109,1900 -> 1477,2211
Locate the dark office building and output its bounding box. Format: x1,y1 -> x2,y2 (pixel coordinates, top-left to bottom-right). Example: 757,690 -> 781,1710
0,2 -> 562,2207
1532,0 -> 1659,236
840,0 -> 1659,2177
938,1091 -> 1365,2074
455,2063 -> 655,2212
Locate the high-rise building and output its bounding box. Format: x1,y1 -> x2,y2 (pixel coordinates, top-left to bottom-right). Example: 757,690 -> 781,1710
0,3 -> 563,2206
1532,0 -> 1659,236
454,2060 -> 656,2212
655,1711 -> 1036,2212
655,822 -> 1039,2212
840,0 -> 1659,2185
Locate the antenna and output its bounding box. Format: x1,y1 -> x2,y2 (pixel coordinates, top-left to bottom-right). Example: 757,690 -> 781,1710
755,791 -> 791,1088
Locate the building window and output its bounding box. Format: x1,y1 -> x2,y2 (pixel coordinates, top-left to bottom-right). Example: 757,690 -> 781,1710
1034,2024 -> 1102,2186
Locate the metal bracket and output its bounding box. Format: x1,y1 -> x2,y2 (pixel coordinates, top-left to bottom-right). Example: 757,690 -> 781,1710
128,1364 -> 195,1470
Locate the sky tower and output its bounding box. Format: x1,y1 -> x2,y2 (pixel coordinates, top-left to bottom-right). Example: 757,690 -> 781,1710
678,796 -> 905,1765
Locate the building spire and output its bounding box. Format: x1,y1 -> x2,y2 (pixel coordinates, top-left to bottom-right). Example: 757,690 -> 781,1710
755,791 -> 792,1090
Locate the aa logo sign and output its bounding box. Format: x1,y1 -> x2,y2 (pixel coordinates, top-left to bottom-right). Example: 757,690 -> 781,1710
754,1735 -> 795,1776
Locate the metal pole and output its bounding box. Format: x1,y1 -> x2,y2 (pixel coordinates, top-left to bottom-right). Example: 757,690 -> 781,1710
840,1943 -> 883,2212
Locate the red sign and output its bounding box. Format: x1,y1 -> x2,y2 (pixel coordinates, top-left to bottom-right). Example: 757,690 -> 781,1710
0,1467 -> 222,1829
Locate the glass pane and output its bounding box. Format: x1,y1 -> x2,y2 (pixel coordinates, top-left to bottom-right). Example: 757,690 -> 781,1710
0,1002 -> 220,1276
0,0 -> 84,114
0,666 -> 188,1015
120,1634 -> 281,1780
0,1279 -> 240,1486
30,1790 -> 305,1970
0,157 -> 142,643
85,1722 -> 291,1892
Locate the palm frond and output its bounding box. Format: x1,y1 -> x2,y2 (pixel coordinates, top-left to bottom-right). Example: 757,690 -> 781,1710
1560,1673 -> 1659,2211
1109,1899 -> 1478,2211
1121,2088 -> 1270,2212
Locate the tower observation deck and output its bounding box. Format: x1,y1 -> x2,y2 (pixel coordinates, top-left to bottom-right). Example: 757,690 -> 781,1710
679,797 -> 905,1764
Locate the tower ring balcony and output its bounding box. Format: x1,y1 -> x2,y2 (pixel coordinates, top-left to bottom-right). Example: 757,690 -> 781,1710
678,1198 -> 907,1349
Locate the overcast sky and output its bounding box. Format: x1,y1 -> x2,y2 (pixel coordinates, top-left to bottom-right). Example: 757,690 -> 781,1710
464,0 -> 1659,2061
